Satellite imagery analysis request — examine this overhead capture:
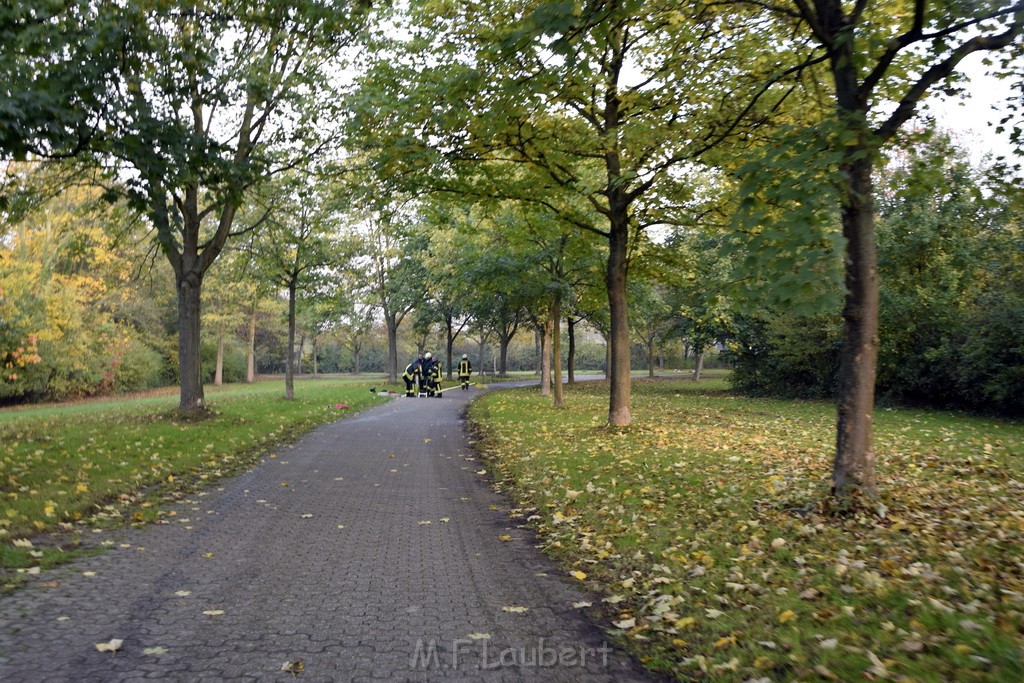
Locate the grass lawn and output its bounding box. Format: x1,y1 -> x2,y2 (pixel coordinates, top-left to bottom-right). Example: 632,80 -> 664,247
469,377 -> 1024,682
0,376 -> 385,590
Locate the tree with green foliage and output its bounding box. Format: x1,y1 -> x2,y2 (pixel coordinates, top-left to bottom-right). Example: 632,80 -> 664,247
356,201 -> 428,382
248,178 -> 346,399
0,1 -> 127,167
350,0 -> 780,424
81,0 -> 367,413
730,0 -> 1024,503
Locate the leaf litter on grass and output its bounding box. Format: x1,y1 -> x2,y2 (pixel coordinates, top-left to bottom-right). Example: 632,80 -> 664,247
470,378 -> 1024,681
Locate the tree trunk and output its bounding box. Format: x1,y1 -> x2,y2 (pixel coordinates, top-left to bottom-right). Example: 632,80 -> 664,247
607,217 -> 631,425
353,340 -> 361,374
647,337 -> 655,378
833,152 -> 880,502
285,281 -> 296,400
297,333 -> 305,376
693,350 -> 705,382
540,321 -> 551,397
247,307 -> 256,383
386,314 -> 399,382
176,275 -> 205,412
567,316 -> 576,385
534,327 -> 542,376
214,332 -> 224,386
498,333 -> 511,377
312,338 -> 318,377
446,318 -> 455,380
552,296 -> 563,407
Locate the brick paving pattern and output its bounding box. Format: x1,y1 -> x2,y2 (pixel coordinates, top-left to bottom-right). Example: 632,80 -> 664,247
0,385 -> 656,682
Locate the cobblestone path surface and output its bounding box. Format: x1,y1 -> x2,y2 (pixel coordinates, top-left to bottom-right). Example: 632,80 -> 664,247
0,385 -> 656,682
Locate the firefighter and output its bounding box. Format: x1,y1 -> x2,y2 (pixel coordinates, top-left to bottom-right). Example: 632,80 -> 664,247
421,352 -> 434,396
458,354 -> 472,390
430,357 -> 444,397
402,360 -> 418,397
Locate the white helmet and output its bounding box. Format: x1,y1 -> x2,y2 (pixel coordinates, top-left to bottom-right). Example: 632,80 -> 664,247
462,354 -> 468,359
424,352 -> 432,359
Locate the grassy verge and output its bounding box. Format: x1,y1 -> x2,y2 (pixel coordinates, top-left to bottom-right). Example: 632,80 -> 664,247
1,378 -> 384,590
469,377 -> 1024,681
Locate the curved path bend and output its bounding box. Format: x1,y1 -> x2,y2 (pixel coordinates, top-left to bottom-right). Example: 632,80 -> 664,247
0,384 -> 655,682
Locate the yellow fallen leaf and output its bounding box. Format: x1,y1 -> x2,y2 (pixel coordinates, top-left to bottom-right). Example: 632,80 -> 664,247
95,638 -> 123,653
499,534 -> 512,542
203,610 -> 224,616
715,635 -> 736,649
76,484 -> 89,494
502,605 -> 529,613
467,633 -> 491,640
570,570 -> 587,580
779,610 -> 797,624
675,617 -> 697,629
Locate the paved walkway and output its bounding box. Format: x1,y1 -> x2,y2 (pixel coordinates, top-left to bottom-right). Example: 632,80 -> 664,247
0,385 -> 655,682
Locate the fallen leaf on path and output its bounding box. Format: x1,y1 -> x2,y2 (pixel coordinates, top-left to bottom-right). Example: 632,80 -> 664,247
613,618 -> 636,629
95,639 -> 123,653
174,590 -> 191,597
418,520 -> 432,525
573,601 -> 592,609
570,570 -> 587,580
440,518 -> 450,523
467,632 -> 491,640
499,535 -> 512,542
202,610 -> 224,616
300,514 -> 313,519
282,659 -> 304,675
502,605 -> 529,613
143,646 -> 168,656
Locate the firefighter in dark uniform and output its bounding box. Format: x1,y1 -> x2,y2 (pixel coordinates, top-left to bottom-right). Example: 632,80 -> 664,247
458,354 -> 472,390
427,354 -> 443,397
421,352 -> 435,396
402,361 -> 418,397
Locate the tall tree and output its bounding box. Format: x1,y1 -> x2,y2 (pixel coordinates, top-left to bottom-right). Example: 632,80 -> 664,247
734,0 -> 1024,503
88,0 -> 367,412
351,0 -> 777,424
249,179 -> 344,399
356,202 -> 427,382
